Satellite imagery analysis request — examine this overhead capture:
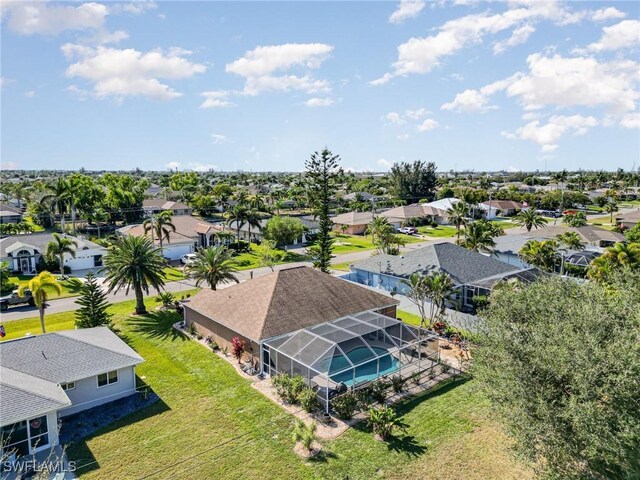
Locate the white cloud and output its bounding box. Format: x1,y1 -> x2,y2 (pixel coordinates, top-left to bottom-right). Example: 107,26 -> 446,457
502,114 -> 598,151
397,133 -> 410,141
117,1 -> 158,15
405,107 -> 430,119
200,91 -> 235,108
305,97 -> 334,107
507,165 -> 521,173
442,89 -> 492,112
591,7 -> 626,22
377,158 -> 393,169
417,119 -> 439,131
24,90 -> 35,98
389,0 -> 425,24
62,44 -> 206,101
493,24 -> 535,54
0,77 -> 14,89
585,20 -> 640,52
619,112 -> 640,129
372,1 -> 573,84
385,112 -> 405,125
166,161 -> 181,170
211,134 -> 228,144
225,43 -> 333,96
189,162 -> 218,172
0,161 -> 18,170
2,1 -> 108,35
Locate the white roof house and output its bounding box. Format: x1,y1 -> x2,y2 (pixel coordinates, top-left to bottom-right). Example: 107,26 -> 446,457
422,198 -> 461,211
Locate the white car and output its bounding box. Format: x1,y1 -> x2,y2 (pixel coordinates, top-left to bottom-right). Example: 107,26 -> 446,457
180,253 -> 198,266
398,227 -> 418,235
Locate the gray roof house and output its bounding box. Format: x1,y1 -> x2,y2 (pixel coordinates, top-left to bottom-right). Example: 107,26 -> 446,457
347,242 -> 540,311
0,327 -> 143,459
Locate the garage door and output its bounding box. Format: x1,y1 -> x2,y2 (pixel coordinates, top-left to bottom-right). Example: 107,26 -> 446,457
162,243 -> 193,260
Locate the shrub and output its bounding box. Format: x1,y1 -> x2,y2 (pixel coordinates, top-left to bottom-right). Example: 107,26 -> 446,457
209,341 -> 219,351
287,375 -> 306,404
332,392 -> 359,420
441,362 -> 451,374
355,389 -> 373,411
390,375 -> 407,393
231,336 -> 246,363
411,371 -> 421,386
298,387 -> 319,413
369,379 -> 390,403
272,374 -> 291,400
155,291 -> 175,307
367,405 -> 407,441
292,419 -> 317,452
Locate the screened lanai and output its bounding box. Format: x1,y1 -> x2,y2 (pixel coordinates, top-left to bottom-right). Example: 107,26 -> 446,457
262,310 -> 440,412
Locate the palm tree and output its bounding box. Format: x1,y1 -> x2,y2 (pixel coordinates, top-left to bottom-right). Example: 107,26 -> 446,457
401,271 -> 454,332
227,205 -> 248,242
245,208 -> 263,243
143,210 -> 176,249
446,201 -> 468,243
366,216 -> 394,247
556,232 -> 585,251
41,178 -> 69,232
66,175 -> 82,236
588,242 -> 640,281
18,271 -> 61,333
519,239 -> 558,272
513,209 -> 548,232
186,246 -> 240,290
90,208 -> 110,238
46,233 -> 78,279
604,201 -> 618,224
461,220 -> 497,253
102,235 -> 167,315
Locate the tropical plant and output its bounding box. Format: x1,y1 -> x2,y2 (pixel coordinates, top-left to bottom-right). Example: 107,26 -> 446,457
369,379 -> 390,403
366,216 -> 394,246
298,387 -> 319,413
89,208 -> 110,238
588,242 -> 640,282
45,233 -> 78,278
18,271 -> 61,333
519,239 -> 559,272
263,216 -> 305,248
563,211 -> 588,228
102,235 -> 167,315
254,240 -> 286,271
513,208 -> 548,232
446,201 -> 468,243
331,392 -> 359,420
155,291 -> 175,307
305,148 -> 341,273
231,336 -> 245,363
401,271 -> 455,331
603,201 -> 618,224
143,210 -> 176,249
461,220 -> 499,253
292,419 -> 317,453
367,405 -> 407,441
226,205 -> 248,241
74,272 -> 112,329
186,246 -> 239,290
0,261 -> 14,293
41,178 -> 69,232
245,208 -> 263,243
390,374 -> 407,393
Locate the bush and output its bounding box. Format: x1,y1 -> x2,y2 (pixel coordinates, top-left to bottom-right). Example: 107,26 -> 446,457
271,373 -> 307,404
332,392 -> 359,420
0,280 -> 18,295
298,387 -> 319,413
355,389 -> 373,411
369,379 -> 390,404
390,375 -> 407,393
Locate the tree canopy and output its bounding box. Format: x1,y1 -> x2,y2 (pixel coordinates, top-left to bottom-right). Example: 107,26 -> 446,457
389,160 -> 437,203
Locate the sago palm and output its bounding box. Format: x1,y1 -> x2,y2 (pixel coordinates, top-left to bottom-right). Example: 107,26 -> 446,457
186,246 -> 240,290
102,235 -> 167,315
18,271 -> 61,333
46,233 -> 78,279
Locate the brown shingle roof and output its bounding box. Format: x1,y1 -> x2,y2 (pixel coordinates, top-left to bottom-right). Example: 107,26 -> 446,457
331,211 -> 374,226
533,225 -> 625,244
185,266 -> 398,342
119,215 -> 220,244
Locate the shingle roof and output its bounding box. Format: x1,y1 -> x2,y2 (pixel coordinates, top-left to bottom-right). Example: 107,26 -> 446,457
381,205 -> 445,220
0,233 -> 103,258
143,199 -> 191,211
0,327 -> 143,384
423,198 -> 461,211
118,215 -> 220,244
480,200 -> 524,210
185,266 -> 398,342
350,242 -> 519,284
0,367 -> 71,426
531,226 -> 625,244
331,211 -> 375,226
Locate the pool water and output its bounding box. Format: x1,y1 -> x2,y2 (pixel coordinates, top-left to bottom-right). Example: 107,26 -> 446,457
328,346 -> 400,386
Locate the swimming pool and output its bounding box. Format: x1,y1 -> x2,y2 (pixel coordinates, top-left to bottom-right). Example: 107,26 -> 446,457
326,346 -> 400,386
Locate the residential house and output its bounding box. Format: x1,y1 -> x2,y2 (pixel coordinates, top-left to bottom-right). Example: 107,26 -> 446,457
479,200 -> 526,219
0,204 -> 23,224
616,209 -> 640,229
342,192 -> 383,203
421,198 -> 460,224
227,215 -> 318,244
346,242 -> 540,311
142,199 -> 192,216
0,328 -> 143,459
380,204 -> 448,226
331,211 -> 375,235
118,215 -> 230,260
0,233 -> 106,274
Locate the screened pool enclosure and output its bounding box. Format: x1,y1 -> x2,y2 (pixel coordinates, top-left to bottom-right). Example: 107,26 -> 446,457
262,310 -> 440,412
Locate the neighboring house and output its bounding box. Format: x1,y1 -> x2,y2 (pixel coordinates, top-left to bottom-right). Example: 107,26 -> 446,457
347,242 -> 540,310
118,215 -> 229,260
616,209 -> 640,229
0,328 -> 143,459
530,226 -> 625,248
0,204 -> 23,224
380,204 -> 447,226
479,200 -> 526,219
331,211 -> 375,235
342,192 -> 382,203
227,215 -> 318,244
183,266 -> 398,371
0,233 -> 106,274
565,250 -> 600,267
421,198 -> 460,224
142,199 -> 192,216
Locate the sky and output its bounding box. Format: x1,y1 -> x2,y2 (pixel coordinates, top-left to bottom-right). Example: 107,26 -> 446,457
1,0 -> 639,173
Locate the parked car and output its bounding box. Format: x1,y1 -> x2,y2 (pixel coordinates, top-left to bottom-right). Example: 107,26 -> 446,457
180,253 -> 198,266
0,289 -> 35,311
398,227 -> 418,235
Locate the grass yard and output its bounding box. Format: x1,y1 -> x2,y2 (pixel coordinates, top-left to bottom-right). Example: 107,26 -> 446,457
233,243 -> 309,270
4,299 -> 531,479
330,261 -> 352,272
3,274 -> 82,299
162,266 -> 187,281
331,233 -> 423,254
417,225 -> 457,238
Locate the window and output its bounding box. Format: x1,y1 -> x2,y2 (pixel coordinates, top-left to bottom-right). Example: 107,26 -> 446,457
61,382 -> 75,391
97,370 -> 118,387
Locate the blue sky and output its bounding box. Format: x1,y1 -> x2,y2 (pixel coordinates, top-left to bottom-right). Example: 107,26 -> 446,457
1,0 -> 639,172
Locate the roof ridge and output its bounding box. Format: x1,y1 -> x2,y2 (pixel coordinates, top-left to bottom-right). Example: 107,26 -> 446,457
257,269 -> 283,340
54,329 -> 142,361
0,367 -> 70,405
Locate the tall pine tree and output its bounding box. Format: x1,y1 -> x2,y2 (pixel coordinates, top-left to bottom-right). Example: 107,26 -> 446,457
75,272 -> 112,329
305,148 -> 341,273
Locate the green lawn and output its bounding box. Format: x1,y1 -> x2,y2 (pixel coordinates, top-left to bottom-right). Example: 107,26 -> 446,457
162,266 -> 187,281
4,300 -> 530,479
330,233 -> 423,254
330,261 -> 352,272
232,244 -> 308,270
3,274 -> 81,299
417,225 -> 457,238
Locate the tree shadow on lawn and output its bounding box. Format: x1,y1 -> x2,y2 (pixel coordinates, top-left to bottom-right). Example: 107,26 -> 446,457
66,397 -> 171,477
126,310 -> 188,342
307,448 -> 338,463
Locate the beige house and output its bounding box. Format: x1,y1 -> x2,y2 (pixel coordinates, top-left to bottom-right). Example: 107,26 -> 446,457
142,199 -> 192,216
380,204 -> 447,225
616,210 -> 640,229
331,211 -> 376,235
